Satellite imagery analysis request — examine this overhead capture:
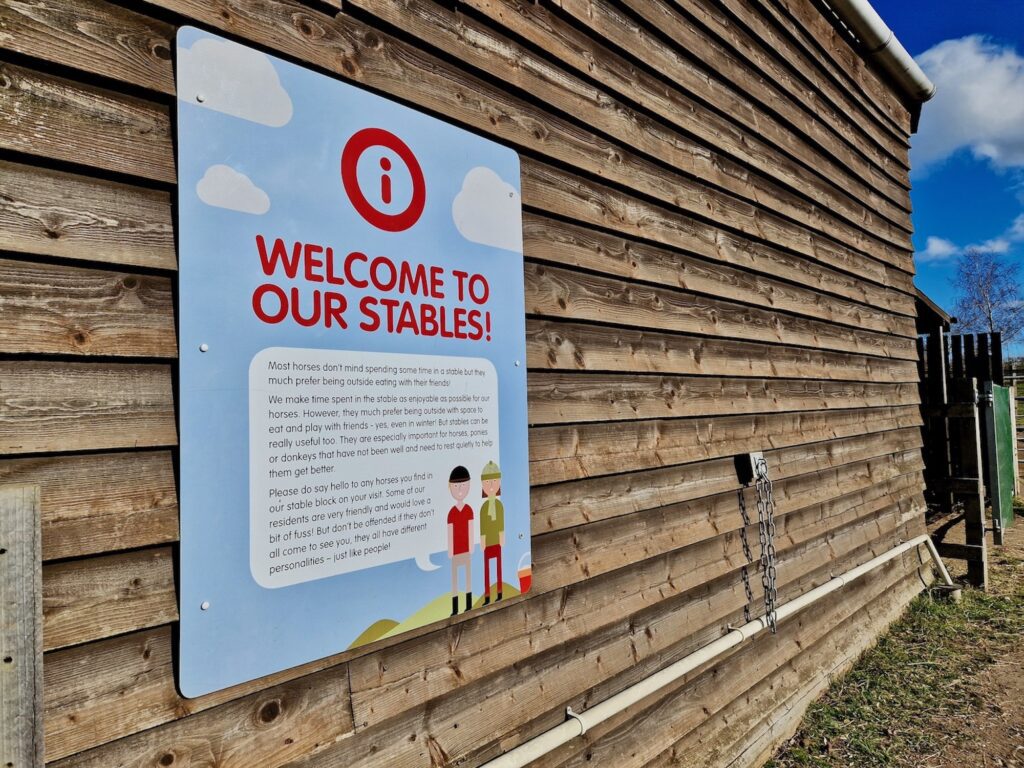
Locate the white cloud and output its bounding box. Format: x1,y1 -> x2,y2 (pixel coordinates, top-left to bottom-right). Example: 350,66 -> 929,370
414,552 -> 441,571
918,236 -> 961,263
917,213 -> 1024,263
196,164 -> 270,214
178,36 -> 292,127
1010,214 -> 1024,240
978,237 -> 1010,254
913,36 -> 1024,174
451,167 -> 523,253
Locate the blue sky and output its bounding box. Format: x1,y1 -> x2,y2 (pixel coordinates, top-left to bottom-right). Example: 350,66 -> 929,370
871,2 -> 1024,350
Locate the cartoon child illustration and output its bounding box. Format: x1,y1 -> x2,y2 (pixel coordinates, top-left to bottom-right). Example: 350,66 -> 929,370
447,465 -> 474,616
480,461 -> 505,605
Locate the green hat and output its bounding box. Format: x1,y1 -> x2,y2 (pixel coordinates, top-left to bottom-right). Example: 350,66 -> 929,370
481,461 -> 501,480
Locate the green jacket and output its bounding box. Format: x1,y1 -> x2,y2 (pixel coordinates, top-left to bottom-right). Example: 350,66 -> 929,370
480,497 -> 505,547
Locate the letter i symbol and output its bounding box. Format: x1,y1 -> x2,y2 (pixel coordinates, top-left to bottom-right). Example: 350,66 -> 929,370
380,157 -> 392,205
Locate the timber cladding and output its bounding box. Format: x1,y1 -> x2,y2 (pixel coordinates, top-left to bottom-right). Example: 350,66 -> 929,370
0,0 -> 929,765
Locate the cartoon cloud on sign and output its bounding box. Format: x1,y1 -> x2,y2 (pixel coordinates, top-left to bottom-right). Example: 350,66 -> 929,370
452,167 -> 523,253
177,36 -> 293,127
196,165 -> 271,215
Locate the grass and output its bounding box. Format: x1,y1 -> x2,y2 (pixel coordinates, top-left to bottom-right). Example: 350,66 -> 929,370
766,503 -> 1024,767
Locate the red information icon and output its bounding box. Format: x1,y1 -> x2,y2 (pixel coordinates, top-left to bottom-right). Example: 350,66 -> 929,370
341,128 -> 426,232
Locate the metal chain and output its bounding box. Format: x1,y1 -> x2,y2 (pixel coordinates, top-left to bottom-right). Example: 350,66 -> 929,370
753,456 -> 779,633
736,489 -> 755,623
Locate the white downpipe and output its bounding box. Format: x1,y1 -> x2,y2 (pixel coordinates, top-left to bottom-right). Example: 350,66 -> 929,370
482,534 -> 952,768
824,0 -> 935,101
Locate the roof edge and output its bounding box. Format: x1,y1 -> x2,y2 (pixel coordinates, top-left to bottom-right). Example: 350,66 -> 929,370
817,0 -> 935,106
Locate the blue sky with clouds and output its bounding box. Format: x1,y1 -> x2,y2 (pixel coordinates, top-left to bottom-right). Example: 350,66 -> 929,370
871,2 -> 1024,350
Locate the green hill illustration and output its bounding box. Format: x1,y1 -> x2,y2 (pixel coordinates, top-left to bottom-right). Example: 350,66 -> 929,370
348,618 -> 400,649
349,582 -> 521,649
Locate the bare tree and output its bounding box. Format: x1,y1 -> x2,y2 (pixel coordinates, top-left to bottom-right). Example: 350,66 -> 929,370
951,248 -> 1024,344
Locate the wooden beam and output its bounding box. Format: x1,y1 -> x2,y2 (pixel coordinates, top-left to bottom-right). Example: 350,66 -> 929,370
0,484 -> 43,768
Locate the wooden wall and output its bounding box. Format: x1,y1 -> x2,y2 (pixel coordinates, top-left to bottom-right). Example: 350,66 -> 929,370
0,0 -> 931,765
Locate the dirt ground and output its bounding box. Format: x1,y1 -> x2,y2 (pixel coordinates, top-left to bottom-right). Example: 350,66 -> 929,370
925,521 -> 1024,768
768,512 -> 1024,767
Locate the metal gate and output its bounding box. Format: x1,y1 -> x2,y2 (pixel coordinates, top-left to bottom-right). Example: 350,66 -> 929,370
983,382 -> 1016,544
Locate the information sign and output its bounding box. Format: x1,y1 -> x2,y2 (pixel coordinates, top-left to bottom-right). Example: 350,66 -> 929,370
176,28 -> 530,696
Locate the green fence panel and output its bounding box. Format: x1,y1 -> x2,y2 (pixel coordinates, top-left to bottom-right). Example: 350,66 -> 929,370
993,384 -> 1015,531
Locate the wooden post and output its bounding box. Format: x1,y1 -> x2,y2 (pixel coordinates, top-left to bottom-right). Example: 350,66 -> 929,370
951,334 -> 964,380
992,332 -> 1003,386
977,334 -> 991,383
949,379 -> 989,589
0,485 -> 43,768
965,335 -> 978,383
981,382 -> 1005,546
926,328 -> 953,515
1011,390 -> 1020,496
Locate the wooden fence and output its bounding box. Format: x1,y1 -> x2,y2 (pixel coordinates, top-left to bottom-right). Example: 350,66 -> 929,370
0,1 -> 930,766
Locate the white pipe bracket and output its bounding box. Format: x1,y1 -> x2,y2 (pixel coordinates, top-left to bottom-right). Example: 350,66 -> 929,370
565,706 -> 588,735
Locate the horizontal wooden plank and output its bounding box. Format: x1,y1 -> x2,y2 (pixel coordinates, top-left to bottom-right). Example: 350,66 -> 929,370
532,453 -> 922,591
0,62 -> 175,183
617,0 -> 908,183
522,160 -> 914,301
2,14 -> 913,313
0,362 -> 176,454
527,320 -> 918,383
469,0 -> 911,234
140,0 -> 914,288
706,0 -> 910,140
349,0 -> 912,259
276,498 -> 922,767
532,427 -> 922,533
43,547 -> 176,651
0,450 -> 177,561
347,480 -> 923,733
523,214 -> 916,329
464,0 -> 911,236
674,0 -> 908,165
0,0 -> 175,94
48,661 -> 354,768
553,0 -> 910,207
930,476 -> 982,495
0,256 -> 177,357
0,159 -> 176,270
0,362 -> 916,456
3,408 -> 916,562
528,404 -> 922,485
557,556 -> 925,768
43,623 -> 354,762
33,437 -> 918,656
525,263 -> 917,360
768,0 -> 911,134
3,45 -> 914,314
574,524 -> 930,767
935,542 -> 986,561
44,479 -> 920,761
922,402 -> 976,419
527,373 -> 919,424
0,253 -> 917,367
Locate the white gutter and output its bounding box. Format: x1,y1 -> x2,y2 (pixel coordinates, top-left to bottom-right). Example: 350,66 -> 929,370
481,535 -> 953,768
822,0 -> 935,102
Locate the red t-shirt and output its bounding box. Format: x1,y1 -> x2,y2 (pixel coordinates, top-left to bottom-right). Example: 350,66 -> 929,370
448,504 -> 474,555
